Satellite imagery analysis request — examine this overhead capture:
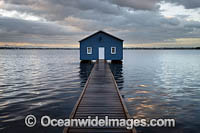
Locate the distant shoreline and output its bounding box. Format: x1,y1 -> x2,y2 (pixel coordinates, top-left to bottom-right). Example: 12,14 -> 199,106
0,47 -> 79,50
124,47 -> 200,50
0,47 -> 200,50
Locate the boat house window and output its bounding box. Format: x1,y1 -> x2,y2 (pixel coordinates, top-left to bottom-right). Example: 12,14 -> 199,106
87,47 -> 92,54
111,47 -> 116,54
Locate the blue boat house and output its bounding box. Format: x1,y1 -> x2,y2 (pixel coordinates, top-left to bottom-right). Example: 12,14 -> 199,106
79,31 -> 123,61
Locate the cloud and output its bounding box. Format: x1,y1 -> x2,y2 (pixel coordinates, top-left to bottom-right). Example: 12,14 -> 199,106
164,0 -> 200,9
0,16 -> 81,44
0,9 -> 45,21
0,0 -> 200,47
3,0 -> 122,21
106,0 -> 160,10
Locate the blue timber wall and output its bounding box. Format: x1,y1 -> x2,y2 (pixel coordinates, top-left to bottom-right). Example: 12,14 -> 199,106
80,32 -> 123,60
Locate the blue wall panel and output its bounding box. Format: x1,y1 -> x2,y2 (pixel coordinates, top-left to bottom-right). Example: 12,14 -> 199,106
80,32 -> 123,60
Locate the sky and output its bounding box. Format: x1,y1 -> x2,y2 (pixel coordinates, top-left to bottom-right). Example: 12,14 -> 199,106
0,0 -> 200,48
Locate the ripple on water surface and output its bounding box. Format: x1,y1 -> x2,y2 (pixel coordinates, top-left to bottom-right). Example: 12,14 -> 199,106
1,50 -> 200,133
110,50 -> 200,133
0,50 -> 94,133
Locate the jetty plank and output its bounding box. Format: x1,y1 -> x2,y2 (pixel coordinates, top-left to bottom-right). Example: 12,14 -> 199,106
64,60 -> 135,133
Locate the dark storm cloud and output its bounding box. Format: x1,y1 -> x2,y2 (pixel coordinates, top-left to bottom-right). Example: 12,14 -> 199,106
114,11 -> 189,43
4,0 -> 121,19
106,0 -> 160,10
107,0 -> 200,10
0,16 -> 80,44
0,17 -> 73,36
5,0 -> 200,13
1,0 -> 200,45
185,22 -> 200,29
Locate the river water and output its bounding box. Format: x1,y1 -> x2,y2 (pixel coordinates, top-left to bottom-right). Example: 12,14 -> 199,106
0,50 -> 200,133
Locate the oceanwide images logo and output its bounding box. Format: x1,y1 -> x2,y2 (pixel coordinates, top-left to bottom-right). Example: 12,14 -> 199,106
25,115 -> 176,129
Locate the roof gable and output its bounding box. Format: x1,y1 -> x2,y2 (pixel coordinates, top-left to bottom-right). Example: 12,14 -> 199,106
79,31 -> 123,42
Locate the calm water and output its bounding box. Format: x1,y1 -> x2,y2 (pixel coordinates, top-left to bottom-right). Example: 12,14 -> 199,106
0,50 -> 200,133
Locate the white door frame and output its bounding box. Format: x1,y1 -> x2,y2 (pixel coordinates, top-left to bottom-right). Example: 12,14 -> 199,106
98,47 -> 105,59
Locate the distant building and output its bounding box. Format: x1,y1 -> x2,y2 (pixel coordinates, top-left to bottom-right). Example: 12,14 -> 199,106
79,31 -> 123,61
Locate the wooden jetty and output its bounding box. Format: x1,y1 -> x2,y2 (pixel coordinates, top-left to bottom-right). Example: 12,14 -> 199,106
64,60 -> 136,133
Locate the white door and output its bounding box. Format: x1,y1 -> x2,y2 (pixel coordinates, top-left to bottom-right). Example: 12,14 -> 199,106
99,47 -> 105,59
